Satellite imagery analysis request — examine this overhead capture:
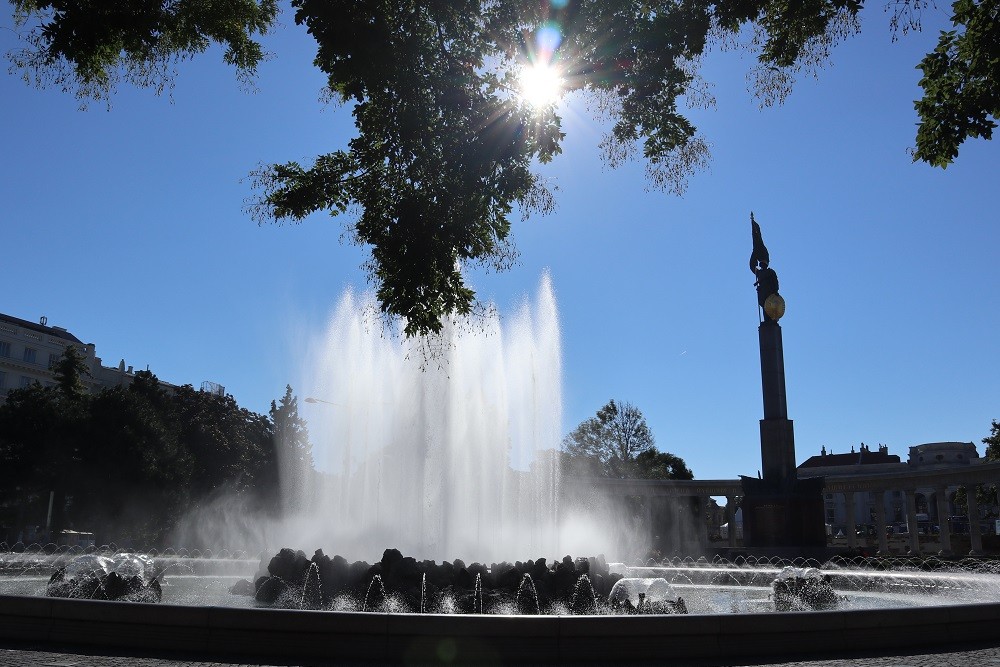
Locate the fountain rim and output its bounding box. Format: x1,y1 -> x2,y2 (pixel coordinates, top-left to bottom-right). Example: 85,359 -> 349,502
1,592 -> 997,664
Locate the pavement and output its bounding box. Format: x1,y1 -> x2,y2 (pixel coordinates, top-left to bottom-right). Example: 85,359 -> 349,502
5,640 -> 1000,667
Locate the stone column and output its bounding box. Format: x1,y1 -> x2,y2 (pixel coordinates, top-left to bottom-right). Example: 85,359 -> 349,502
698,495 -> 710,551
935,486 -> 952,555
873,490 -> 889,554
726,496 -> 737,548
670,498 -> 683,556
844,491 -> 857,550
758,322 -> 797,483
967,485 -> 983,555
905,489 -> 921,554
644,496 -> 654,539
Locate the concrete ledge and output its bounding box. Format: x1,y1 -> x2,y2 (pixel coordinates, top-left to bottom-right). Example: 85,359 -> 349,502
2,594 -> 999,664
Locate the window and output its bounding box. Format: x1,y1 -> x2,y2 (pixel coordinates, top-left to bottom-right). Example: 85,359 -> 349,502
19,376 -> 32,388
23,347 -> 36,364
48,353 -> 59,369
0,371 -> 6,389
0,341 -> 9,357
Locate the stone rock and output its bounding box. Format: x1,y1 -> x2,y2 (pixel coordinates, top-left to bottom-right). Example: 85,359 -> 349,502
229,578 -> 255,596
255,576 -> 288,604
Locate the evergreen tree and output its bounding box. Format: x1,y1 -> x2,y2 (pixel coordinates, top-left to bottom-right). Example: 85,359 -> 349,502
269,385 -> 313,513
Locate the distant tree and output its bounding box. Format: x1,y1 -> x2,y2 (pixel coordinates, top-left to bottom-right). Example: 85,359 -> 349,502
75,384 -> 189,543
0,346 -> 96,540
631,450 -> 694,481
983,419 -> 1000,461
562,399 -> 691,479
0,384 -> 64,541
970,419 -> 1000,515
269,385 -> 313,513
50,345 -> 89,402
171,384 -> 273,500
0,365 -> 321,546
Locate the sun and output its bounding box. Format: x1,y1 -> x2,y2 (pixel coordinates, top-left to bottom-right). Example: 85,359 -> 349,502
518,62 -> 564,109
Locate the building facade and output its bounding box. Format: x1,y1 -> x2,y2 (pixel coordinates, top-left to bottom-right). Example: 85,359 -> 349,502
798,441 -> 986,535
0,312 -> 163,402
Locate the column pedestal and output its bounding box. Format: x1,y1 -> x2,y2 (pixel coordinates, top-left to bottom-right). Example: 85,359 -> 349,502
742,319 -> 825,552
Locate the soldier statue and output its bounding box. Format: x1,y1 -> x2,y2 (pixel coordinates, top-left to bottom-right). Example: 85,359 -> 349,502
750,213 -> 782,323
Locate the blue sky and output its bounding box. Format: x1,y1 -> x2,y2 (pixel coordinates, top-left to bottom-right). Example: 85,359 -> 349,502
1,3 -> 997,483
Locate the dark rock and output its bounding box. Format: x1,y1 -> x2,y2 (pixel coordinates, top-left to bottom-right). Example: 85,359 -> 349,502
495,564 -> 522,591
229,578 -> 255,596
255,576 -> 288,604
381,548 -> 404,575
455,567 -> 474,589
267,548 -> 310,585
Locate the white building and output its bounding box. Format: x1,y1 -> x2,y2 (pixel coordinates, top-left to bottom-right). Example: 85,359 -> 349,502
798,441 -> 983,532
0,312 -> 167,402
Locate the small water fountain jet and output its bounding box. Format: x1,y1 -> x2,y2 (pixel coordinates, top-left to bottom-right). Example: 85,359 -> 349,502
516,573 -> 540,615
473,572 -> 483,614
570,574 -> 598,614
362,574 -> 386,613
46,553 -> 162,603
300,562 -> 322,610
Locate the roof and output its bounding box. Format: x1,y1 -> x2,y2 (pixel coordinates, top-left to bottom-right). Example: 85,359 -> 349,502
799,449 -> 901,469
0,312 -> 84,344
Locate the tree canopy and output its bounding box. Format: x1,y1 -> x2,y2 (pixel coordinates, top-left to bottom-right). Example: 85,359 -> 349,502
0,349 -> 314,546
8,0 -> 997,334
562,399 -> 693,479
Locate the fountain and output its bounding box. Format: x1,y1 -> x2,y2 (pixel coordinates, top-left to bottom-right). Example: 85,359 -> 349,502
3,274 -> 1000,662
5,544 -> 1000,662
203,273 -> 573,564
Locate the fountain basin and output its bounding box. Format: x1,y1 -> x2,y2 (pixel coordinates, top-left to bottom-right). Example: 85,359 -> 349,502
5,553 -> 1000,662
1,592 -> 999,663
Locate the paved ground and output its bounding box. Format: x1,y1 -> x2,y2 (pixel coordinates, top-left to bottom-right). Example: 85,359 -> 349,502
4,640 -> 1000,667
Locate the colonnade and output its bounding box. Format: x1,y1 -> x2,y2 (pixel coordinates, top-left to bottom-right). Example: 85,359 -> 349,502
570,461 -> 1000,555
827,483 -> 991,555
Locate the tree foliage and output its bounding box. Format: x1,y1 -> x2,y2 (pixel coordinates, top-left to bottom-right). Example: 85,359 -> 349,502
983,418 -> 1000,461
270,384 -> 313,512
9,0 -> 278,100
0,349 -> 314,546
8,0 -> 997,333
562,399 -> 692,479
914,0 -> 999,167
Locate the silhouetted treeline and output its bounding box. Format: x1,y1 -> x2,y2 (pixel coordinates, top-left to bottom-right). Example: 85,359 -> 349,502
0,346 -> 312,547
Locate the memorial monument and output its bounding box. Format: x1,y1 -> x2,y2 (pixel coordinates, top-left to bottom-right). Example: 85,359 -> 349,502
740,214 -> 827,551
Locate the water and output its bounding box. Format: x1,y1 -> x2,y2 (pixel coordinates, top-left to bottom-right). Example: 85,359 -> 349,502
473,573 -> 483,614
363,574 -> 386,612
570,574 -> 597,614
300,562 -> 322,609
292,274 -> 565,562
5,551 -> 1000,613
517,574 -> 540,614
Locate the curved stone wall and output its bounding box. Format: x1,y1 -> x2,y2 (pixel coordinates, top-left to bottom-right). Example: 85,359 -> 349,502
1,593 -> 998,663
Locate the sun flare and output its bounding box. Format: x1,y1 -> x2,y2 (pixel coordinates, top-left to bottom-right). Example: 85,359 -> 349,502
518,62 -> 564,109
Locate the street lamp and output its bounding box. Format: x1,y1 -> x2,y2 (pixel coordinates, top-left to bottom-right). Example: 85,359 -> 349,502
304,397 -> 339,406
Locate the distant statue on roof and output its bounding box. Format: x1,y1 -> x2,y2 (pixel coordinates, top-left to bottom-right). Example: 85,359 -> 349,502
749,213 -> 783,323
